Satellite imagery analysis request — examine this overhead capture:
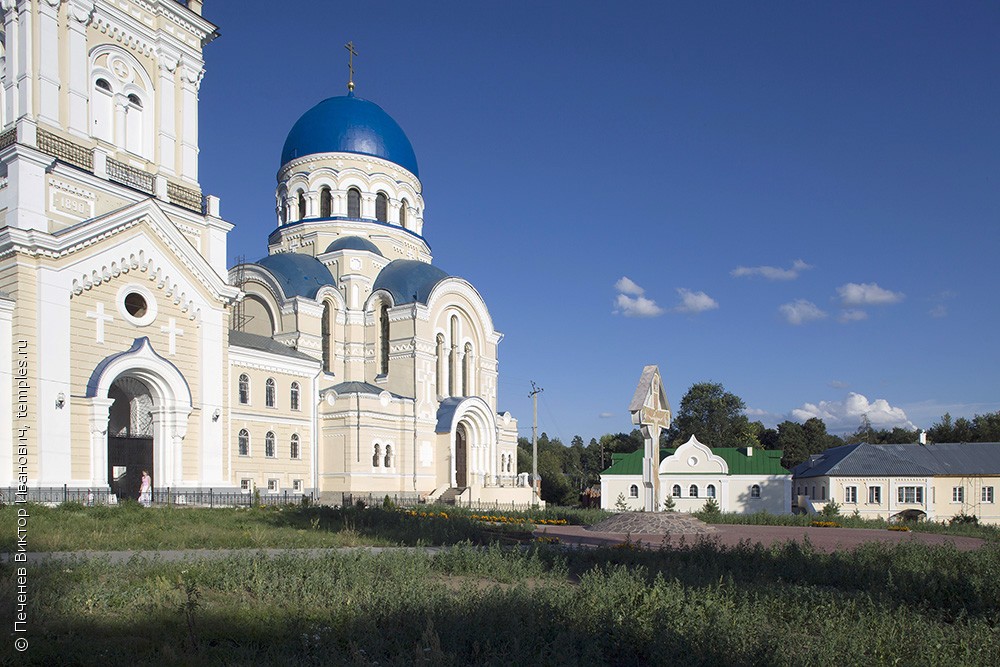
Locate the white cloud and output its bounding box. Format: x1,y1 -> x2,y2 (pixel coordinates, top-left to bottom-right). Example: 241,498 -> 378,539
929,304 -> 948,318
837,282 -> 904,306
829,380 -> 849,389
613,277 -> 665,317
731,259 -> 812,281
598,411 -> 616,419
674,288 -> 719,314
838,309 -> 868,323
614,276 -> 645,296
790,392 -> 916,432
778,299 -> 827,325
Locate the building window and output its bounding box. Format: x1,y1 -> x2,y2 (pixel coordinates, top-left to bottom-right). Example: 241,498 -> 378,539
399,198 -> 408,227
322,302 -> 334,374
689,484 -> 699,498
706,484 -> 716,498
379,302 -> 390,376
347,188 -> 361,218
297,191 -> 306,220
672,484 -> 681,497
238,429 -> 250,457
953,486 -> 964,503
868,486 -> 881,504
267,478 -> 279,493
844,486 -> 857,504
821,486 -> 826,500
983,487 -> 995,503
449,316 -> 459,396
463,342 -> 474,396
290,433 -> 300,459
265,378 -> 276,408
750,484 -> 761,499
507,454 -> 513,473
384,444 -> 392,468
293,479 -> 303,493
897,486 -> 923,504
96,77 -> 112,92
375,192 -> 388,222
290,382 -> 300,411
265,432 -> 275,458
436,333 -> 446,396
238,374 -> 250,404
319,186 -> 332,217
240,478 -> 252,493
373,443 -> 381,467
629,484 -> 639,498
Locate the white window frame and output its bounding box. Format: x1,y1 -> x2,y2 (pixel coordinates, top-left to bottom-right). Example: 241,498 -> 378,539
628,484 -> 639,498
265,378 -> 276,408
265,432 -> 276,458
267,478 -> 279,494
750,484 -> 761,499
238,374 -> 250,405
952,486 -> 964,503
238,429 -> 250,457
240,479 -> 252,493
844,486 -> 857,504
293,479 -> 303,493
897,486 -> 923,504
868,486 -> 881,505
983,486 -> 995,503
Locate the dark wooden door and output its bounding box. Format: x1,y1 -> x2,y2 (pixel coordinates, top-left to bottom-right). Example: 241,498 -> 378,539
108,436 -> 153,502
456,427 -> 468,488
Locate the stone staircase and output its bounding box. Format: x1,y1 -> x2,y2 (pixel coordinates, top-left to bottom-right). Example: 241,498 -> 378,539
435,487 -> 466,505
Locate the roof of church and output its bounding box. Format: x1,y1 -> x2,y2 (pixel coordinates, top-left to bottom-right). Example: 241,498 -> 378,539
373,259 -> 449,305
228,330 -> 317,361
792,442 -> 1000,479
280,93 -> 419,176
602,447 -> 788,476
325,381 -> 406,399
324,235 -> 384,256
0,290 -> 11,300
254,252 -> 335,299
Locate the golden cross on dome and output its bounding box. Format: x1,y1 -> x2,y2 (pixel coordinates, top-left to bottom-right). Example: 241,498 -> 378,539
345,41 -> 358,92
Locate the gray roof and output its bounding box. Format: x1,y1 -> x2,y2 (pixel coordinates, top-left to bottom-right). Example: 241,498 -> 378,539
324,381 -> 406,399
0,290 -> 11,300
435,397 -> 465,433
794,442 -> 1000,479
373,259 -> 449,305
252,252 -> 335,299
324,235 -> 383,256
228,330 -> 317,362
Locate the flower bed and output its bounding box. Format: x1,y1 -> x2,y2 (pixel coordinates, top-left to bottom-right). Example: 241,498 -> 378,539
811,521 -> 840,528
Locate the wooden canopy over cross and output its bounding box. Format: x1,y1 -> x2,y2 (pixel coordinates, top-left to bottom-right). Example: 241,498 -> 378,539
629,365 -> 671,433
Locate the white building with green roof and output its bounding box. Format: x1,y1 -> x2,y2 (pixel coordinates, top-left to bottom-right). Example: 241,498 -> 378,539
600,435 -> 792,514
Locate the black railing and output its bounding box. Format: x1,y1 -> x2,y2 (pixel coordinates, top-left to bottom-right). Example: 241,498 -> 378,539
1,486 -> 314,508
37,128 -> 93,170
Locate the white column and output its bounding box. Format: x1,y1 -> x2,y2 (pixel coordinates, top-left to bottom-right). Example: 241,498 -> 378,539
178,59 -> 202,183
156,50 -> 178,174
36,268 -> 73,485
87,398 -> 114,487
65,0 -> 94,137
3,2 -> 19,127
36,0 -> 60,127
13,0 -> 32,121
0,297 -> 14,486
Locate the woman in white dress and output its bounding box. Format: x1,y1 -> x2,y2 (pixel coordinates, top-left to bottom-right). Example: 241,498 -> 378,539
138,470 -> 152,507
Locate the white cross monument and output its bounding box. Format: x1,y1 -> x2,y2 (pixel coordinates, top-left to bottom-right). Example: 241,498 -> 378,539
628,365 -> 672,512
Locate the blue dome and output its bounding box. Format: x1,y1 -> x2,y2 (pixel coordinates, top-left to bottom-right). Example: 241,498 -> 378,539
324,236 -> 383,256
254,253 -> 335,299
280,94 -> 419,176
373,260 -> 449,305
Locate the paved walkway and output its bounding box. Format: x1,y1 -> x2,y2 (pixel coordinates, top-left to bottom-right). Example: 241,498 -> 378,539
532,523 -> 987,552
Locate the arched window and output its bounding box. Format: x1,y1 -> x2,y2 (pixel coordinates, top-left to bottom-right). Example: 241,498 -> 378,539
347,188 -> 361,218
751,484 -> 761,499
238,374 -> 250,404
399,199 -> 408,228
265,432 -> 275,458
297,191 -> 306,221
379,302 -> 389,376
372,443 -> 381,467
92,77 -> 114,143
375,192 -> 388,222
238,429 -> 250,456
462,343 -> 473,397
127,93 -> 142,107
672,484 -> 681,497
96,78 -> 112,92
290,433 -> 300,459
821,486 -> 825,500
384,444 -> 392,468
707,484 -> 716,498
124,91 -> 145,156
290,382 -> 300,411
265,378 -> 276,408
322,302 -> 333,373
507,455 -> 513,473
689,484 -> 699,498
449,315 -> 459,396
629,484 -> 639,498
435,333 -> 446,397
319,186 -> 332,217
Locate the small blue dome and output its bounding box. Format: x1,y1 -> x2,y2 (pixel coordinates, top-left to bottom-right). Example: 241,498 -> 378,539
254,253 -> 335,299
373,259 -> 449,305
324,236 -> 384,256
281,94 -> 419,176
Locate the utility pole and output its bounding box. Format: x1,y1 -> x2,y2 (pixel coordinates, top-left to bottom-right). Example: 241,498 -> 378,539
529,381 -> 543,506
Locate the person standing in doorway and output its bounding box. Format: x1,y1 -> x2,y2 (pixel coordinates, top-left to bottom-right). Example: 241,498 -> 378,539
138,470 -> 152,507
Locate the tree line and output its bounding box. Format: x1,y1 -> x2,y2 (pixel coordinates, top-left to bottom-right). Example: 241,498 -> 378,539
518,381 -> 1000,505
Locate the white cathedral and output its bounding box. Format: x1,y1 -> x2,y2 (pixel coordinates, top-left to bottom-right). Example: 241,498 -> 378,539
0,0 -> 532,506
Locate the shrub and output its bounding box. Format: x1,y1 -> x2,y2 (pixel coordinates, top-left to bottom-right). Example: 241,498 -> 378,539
614,493 -> 628,512
950,513 -> 979,526
662,495 -> 676,512
701,498 -> 720,516
821,500 -> 841,518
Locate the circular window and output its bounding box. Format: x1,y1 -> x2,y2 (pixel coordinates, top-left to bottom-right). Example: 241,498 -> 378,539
688,456 -> 699,467
124,292 -> 148,318
117,284 -> 157,326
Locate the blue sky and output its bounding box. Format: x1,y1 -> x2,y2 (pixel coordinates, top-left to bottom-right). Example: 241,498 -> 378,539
198,1 -> 999,442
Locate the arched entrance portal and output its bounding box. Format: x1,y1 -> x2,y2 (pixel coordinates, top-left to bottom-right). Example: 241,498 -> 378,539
455,424 -> 468,488
107,376 -> 154,502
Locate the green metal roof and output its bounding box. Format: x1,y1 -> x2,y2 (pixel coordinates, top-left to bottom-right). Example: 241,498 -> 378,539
602,448 -> 789,476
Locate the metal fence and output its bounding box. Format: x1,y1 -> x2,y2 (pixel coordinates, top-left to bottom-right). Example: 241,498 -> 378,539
1,486 -> 314,508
